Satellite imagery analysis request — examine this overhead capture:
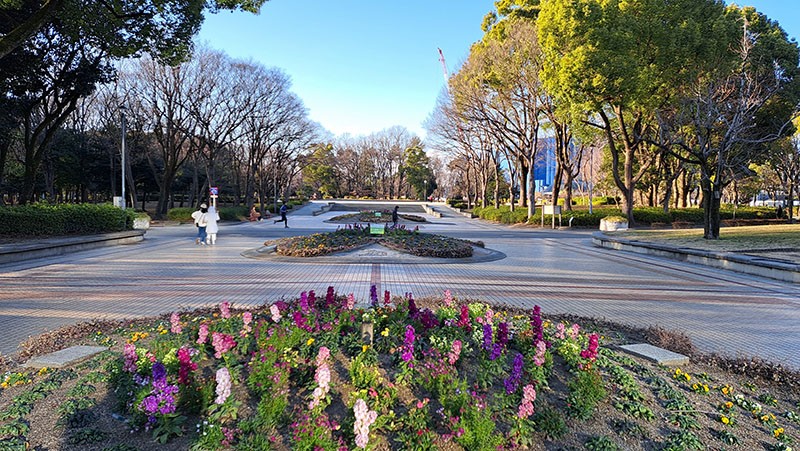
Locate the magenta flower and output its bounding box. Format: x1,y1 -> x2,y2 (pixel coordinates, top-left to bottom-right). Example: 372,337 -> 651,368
384,290 -> 391,306
401,325 -> 416,363
176,347 -> 197,385
457,304 -> 471,331
533,340 -> 547,367
326,286 -> 336,307
580,333 -> 600,362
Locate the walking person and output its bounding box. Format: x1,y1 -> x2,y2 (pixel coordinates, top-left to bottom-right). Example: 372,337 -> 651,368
206,205 -> 221,245
273,203 -> 288,228
191,203 -> 209,245
391,205 -> 399,229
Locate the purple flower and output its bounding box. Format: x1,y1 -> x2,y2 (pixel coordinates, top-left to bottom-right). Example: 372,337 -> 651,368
497,322 -> 509,347
384,290 -> 391,306
489,342 -> 503,361
299,292 -> 309,313
504,353 -> 524,394
370,285 -> 378,307
531,305 -> 543,344
407,293 -> 418,317
326,286 -> 335,307
482,323 -> 493,352
151,362 -> 167,390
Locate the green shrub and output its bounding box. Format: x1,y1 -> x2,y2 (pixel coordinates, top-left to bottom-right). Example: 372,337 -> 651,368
218,206 -> 248,221
472,206 -> 530,224
166,207 -> 194,222
0,203 -> 134,236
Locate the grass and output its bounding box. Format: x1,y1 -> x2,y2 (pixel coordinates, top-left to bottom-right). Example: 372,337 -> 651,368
611,224 -> 800,254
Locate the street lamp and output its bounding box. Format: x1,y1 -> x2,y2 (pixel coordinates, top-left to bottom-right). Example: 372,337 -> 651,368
120,105 -> 127,209
424,180 -> 428,202
588,146 -> 594,215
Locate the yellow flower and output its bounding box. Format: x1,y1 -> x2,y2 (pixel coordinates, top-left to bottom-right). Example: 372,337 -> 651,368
774,427 -> 785,438
362,345 -> 369,353
724,401 -> 733,409
721,416 -> 730,424
380,328 -> 389,337
306,338 -> 315,346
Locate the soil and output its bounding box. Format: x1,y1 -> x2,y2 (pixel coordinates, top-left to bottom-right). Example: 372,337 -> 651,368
1,301 -> 798,451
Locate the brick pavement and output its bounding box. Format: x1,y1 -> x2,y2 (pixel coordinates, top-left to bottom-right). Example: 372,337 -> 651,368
0,201 -> 798,369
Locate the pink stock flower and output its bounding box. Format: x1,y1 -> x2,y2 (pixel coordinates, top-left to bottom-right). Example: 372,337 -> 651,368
518,384 -> 537,419
569,323 -> 580,340
316,346 -> 331,366
580,333 -> 600,362
240,311 -> 253,336
346,293 -> 355,310
447,339 -> 462,365
484,308 -> 494,325
533,340 -> 547,367
212,332 -> 237,358
197,323 -> 209,345
169,312 -> 182,334
443,290 -> 453,307
123,343 -> 137,373
555,323 -> 566,339
176,347 -> 197,385
353,398 -> 378,449
270,304 -> 282,323
219,301 -> 231,319
215,367 -> 231,404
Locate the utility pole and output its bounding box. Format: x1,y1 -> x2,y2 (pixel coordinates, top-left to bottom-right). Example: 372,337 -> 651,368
120,106 -> 127,209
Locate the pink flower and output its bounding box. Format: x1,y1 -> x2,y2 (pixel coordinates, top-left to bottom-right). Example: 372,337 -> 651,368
270,304 -> 282,323
219,301 -> 231,319
211,332 -> 236,358
240,311 -> 253,336
533,340 -> 547,367
215,367 -> 231,404
555,323 -> 566,339
518,384 -> 537,419
447,339 -> 462,365
353,398 -> 377,449
169,312 -> 182,334
316,346 -> 330,366
197,323 -> 209,345
346,293 -> 355,310
569,323 -> 580,340
123,343 -> 137,373
580,333 -> 600,362
443,290 -> 453,307
176,347 -> 197,385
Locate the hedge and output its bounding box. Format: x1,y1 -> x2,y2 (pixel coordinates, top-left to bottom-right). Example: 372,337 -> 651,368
468,205 -> 778,227
0,203 -> 134,236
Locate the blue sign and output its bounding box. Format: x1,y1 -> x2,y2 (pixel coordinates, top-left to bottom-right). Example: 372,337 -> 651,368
209,187 -> 219,196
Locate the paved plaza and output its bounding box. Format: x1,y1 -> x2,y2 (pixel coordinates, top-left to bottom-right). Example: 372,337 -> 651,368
1,201 -> 798,369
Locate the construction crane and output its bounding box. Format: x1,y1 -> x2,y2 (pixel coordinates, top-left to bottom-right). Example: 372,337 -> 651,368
438,48 -> 449,93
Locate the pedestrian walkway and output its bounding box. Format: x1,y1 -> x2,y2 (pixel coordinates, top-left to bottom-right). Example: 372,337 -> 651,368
1,201 -> 798,370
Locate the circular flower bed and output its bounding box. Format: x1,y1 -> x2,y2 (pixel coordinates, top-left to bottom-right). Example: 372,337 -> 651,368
269,227 -> 479,258
329,210 -> 426,223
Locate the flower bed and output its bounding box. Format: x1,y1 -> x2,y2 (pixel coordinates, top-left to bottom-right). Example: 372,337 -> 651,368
1,290 -> 799,450
329,211 -> 427,224
269,227 -> 478,258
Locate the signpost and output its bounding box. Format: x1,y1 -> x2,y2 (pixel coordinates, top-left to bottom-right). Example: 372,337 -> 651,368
209,187 -> 219,208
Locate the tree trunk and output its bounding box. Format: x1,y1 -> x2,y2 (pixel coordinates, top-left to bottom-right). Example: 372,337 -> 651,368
700,176 -> 721,239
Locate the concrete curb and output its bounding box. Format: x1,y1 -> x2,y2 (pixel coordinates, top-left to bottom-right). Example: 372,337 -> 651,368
592,232 -> 800,284
0,230 -> 146,265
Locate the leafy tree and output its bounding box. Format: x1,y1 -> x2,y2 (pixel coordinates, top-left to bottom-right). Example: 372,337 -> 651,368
401,141 -> 436,200
537,0 -> 726,225
0,0 -> 268,61
302,143 -> 339,198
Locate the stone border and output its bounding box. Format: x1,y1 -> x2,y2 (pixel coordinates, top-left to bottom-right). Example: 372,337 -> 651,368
592,232 -> 800,284
0,230 -> 145,265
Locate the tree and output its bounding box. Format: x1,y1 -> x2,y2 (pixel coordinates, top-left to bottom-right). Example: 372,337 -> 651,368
302,143 -> 338,198
401,141 -> 436,200
538,0 -> 726,225
0,0 -> 269,61
652,6 -> 800,238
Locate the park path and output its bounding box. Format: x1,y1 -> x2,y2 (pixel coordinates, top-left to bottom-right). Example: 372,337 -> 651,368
1,201 -> 798,369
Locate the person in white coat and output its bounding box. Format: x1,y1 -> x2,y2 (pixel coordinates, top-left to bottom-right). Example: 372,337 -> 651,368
206,205 -> 221,245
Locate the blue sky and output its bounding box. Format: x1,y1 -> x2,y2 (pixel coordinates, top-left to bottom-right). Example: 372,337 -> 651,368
198,1 -> 799,139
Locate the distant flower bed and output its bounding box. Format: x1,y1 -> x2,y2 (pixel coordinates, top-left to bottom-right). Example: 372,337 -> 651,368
269,226 -> 478,258
329,210 -> 426,223
1,289 -> 798,449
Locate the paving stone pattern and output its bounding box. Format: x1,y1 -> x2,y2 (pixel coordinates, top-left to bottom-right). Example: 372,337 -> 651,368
1,201 -> 799,370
